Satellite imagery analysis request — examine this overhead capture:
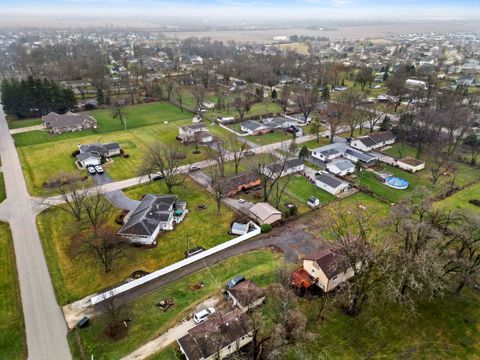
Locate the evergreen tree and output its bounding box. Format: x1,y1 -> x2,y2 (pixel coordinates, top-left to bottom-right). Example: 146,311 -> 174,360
321,86 -> 330,102
299,145 -> 309,160
96,88 -> 106,107
271,88 -> 278,99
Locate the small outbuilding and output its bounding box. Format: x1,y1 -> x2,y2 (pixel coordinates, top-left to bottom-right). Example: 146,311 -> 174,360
315,171 -> 349,195
396,157 -> 425,173
248,202 -> 282,225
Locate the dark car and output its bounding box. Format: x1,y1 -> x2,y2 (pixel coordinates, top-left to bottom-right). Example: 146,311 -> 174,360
152,174 -> 163,181
185,246 -> 205,258
225,275 -> 245,289
244,150 -> 256,156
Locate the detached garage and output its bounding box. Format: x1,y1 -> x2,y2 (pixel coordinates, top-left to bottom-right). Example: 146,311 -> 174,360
248,203 -> 282,225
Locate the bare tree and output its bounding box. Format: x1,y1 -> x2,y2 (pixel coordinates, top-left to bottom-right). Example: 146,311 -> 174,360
336,89 -> 366,137
355,66 -> 374,91
83,187 -> 114,235
387,68 -> 409,112
112,98 -> 127,130
277,85 -> 292,113
83,226 -> 125,273
329,61 -> 347,89
99,290 -> 129,339
139,143 -> 186,193
325,105 -> 345,143
163,76 -> 175,101
43,172 -> 90,221
209,166 -> 224,215
191,84 -> 207,111
293,85 -> 318,124
207,141 -> 227,178
224,134 -> 248,174
310,114 -> 323,144
215,85 -> 227,111
233,92 -> 253,123
172,84 -> 184,112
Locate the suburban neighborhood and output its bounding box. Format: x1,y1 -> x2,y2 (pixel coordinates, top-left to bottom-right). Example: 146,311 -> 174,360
0,2 -> 479,360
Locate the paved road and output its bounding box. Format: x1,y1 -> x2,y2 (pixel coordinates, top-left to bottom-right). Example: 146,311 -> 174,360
92,171 -> 140,211
0,105 -> 71,359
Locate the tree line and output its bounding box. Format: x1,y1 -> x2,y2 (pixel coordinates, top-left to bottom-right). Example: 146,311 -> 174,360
1,76 -> 77,118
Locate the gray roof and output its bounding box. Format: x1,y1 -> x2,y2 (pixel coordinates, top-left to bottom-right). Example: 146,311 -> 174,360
105,142 -> 121,151
180,123 -> 208,132
43,111 -> 96,128
118,194 -> 177,236
344,148 -> 377,163
328,159 -> 355,171
232,222 -> 249,233
76,152 -> 100,162
241,120 -> 264,131
316,172 -> 345,188
266,158 -> 304,174
312,143 -> 344,157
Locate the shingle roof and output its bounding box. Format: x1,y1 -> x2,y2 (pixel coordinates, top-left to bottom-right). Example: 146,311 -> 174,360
219,171 -> 260,195
249,202 -> 281,221
304,246 -> 349,279
328,159 -> 355,172
227,279 -> 265,308
266,158 -> 304,174
76,152 -> 100,162
118,194 -> 177,236
315,172 -> 344,188
43,111 -> 96,128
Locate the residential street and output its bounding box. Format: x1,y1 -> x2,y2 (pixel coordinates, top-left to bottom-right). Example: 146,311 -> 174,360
0,106 -> 71,359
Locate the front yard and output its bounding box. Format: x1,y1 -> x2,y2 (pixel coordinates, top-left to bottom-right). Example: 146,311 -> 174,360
0,222 -> 26,360
68,250 -> 281,360
37,178 -> 237,305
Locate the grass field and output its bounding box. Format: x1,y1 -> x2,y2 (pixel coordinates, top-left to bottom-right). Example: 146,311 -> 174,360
13,102 -> 192,147
0,222 -> 26,360
284,175 -> 336,205
434,182 -> 480,216
208,101 -> 282,120
18,119 -> 213,196
0,173 -> 5,203
67,250 -> 281,359
285,288 -> 480,359
37,178 -> 236,305
7,116 -> 43,129
246,130 -> 296,146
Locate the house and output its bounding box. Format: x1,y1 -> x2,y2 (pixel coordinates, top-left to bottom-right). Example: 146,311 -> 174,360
303,245 -> 358,292
219,172 -> 261,197
262,158 -> 304,179
177,310 -> 253,360
240,120 -> 272,136
326,159 -> 355,176
248,202 -> 282,225
315,171 -> 349,195
216,116 -> 235,125
76,152 -> 101,168
78,142 -> 121,158
311,143 -> 377,165
230,79 -> 247,92
43,111 -> 97,134
350,131 -> 396,152
456,74 -> 476,88
178,123 -> 213,143
396,157 -> 425,173
118,194 -> 187,245
227,279 -> 266,310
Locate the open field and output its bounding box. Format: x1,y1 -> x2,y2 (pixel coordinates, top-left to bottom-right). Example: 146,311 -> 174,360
18,119 -> 214,196
67,250 -> 281,359
37,178 -> 236,305
0,222 -> 26,360
7,116 -> 43,129
13,102 -> 192,147
208,101 -> 282,120
434,182 -> 480,216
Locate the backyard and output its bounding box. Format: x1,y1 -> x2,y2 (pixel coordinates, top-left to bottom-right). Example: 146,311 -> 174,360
434,182 -> 480,216
0,222 -> 26,360
37,178 -> 237,305
67,250 -> 281,360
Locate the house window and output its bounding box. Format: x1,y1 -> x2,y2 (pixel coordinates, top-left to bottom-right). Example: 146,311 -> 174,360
311,268 -> 315,273
228,344 -> 232,350
332,275 -> 337,281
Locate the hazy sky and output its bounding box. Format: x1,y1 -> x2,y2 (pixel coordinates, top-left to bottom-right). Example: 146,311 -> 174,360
1,0 -> 480,20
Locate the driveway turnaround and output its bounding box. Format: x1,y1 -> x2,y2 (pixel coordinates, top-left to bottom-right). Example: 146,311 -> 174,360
0,106 -> 71,360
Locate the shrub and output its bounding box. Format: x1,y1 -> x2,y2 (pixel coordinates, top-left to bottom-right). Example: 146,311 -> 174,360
468,199 -> 480,207
123,154 -> 130,158
120,148 -> 125,155
261,224 -> 272,233
71,149 -> 80,157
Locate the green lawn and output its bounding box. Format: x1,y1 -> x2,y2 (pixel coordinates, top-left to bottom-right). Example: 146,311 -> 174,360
0,222 -> 26,360
382,142 -> 419,159
286,288 -> 480,359
18,119 -> 212,196
246,131 -> 296,146
284,175 -> 336,205
68,250 -> 281,359
0,173 -> 5,203
434,182 -> 480,216
13,102 -> 193,147
301,137 -> 331,150
7,116 -> 43,129
208,101 -> 282,120
37,178 -> 237,305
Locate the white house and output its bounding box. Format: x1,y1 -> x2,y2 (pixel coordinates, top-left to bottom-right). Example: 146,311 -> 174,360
406,78 -> 427,90
396,157 -> 425,173
217,116 -> 235,124
315,171 -> 349,195
262,158 -> 304,179
311,143 -> 377,166
350,131 -> 396,152
118,194 -> 187,245
240,120 -> 272,136
326,159 -> 355,176
78,142 -> 122,158
178,123 -> 213,143
76,152 -> 101,168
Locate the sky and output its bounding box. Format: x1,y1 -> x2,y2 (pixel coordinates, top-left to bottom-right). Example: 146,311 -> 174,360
0,0 -> 479,24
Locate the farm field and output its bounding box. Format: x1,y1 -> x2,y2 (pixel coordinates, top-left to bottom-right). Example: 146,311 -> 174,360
37,178 -> 236,305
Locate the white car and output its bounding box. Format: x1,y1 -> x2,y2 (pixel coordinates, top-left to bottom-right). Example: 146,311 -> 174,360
95,165 -> 104,174
238,198 -> 245,203
87,166 -> 96,175
193,307 -> 215,324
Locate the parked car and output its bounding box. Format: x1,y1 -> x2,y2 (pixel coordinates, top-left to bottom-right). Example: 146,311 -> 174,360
238,198 -> 245,203
226,275 -> 245,289
189,165 -> 201,172
87,166 -> 96,175
193,307 -> 215,324
152,174 -> 163,181
95,165 -> 104,174
244,150 -> 256,156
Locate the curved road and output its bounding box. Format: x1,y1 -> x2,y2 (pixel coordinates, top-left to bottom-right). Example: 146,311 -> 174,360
0,106 -> 71,359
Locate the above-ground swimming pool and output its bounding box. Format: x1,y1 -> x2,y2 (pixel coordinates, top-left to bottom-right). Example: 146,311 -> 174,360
384,176 -> 409,190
